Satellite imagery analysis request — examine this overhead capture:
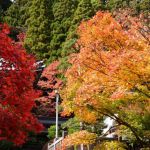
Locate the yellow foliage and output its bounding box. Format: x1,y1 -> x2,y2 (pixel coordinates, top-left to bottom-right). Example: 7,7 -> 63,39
62,130 -> 97,147
61,11 -> 150,126
93,141 -> 127,150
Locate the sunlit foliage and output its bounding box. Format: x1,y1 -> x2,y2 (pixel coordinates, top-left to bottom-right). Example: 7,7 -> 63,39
62,11 -> 150,145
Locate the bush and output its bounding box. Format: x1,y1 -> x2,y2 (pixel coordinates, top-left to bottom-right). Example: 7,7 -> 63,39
47,125 -> 56,139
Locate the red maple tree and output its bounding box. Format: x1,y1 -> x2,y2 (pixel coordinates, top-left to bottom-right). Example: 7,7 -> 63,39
34,61 -> 63,117
0,24 -> 43,146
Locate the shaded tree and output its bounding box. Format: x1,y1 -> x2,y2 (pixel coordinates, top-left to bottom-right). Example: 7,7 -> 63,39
34,61 -> 63,117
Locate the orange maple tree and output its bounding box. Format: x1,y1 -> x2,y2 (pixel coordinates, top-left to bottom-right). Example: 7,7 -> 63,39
62,130 -> 97,149
62,11 -> 150,145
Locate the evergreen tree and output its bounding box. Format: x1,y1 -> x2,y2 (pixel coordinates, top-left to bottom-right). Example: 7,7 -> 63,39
107,0 -> 130,10
59,0 -> 95,70
47,0 -> 78,63
4,0 -> 31,27
24,0 -> 52,59
135,0 -> 150,14
91,0 -> 101,12
73,0 -> 94,24
107,0 -> 150,14
52,0 -> 77,21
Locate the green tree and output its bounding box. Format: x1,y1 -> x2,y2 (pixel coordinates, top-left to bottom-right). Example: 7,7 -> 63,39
73,0 -> 94,24
107,0 -> 150,15
59,0 -> 95,70
107,0 -> 128,10
47,0 -> 78,63
24,0 -> 52,59
4,0 -> 31,27
47,125 -> 56,139
136,0 -> 150,15
91,0 -> 101,12
47,125 -> 62,139
62,118 -> 80,134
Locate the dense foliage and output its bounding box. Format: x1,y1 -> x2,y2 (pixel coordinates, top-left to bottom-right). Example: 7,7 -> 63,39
106,0 -> 150,14
1,0 -> 149,148
93,141 -> 127,150
4,0 -> 149,64
24,0 -> 52,59
5,0 -> 97,64
0,24 -> 43,145
34,61 -> 63,116
62,11 -> 150,146
63,130 -> 97,147
48,0 -> 78,63
4,0 -> 31,27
